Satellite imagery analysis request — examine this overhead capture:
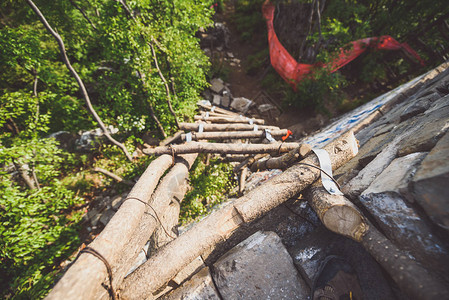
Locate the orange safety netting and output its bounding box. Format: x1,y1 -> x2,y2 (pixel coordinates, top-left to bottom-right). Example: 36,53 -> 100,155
262,0 -> 424,90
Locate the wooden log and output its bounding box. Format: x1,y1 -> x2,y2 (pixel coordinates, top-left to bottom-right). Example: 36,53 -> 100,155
239,167 -> 248,195
250,144 -> 312,171
181,129 -> 289,141
309,186 -> 449,299
119,131 -> 358,299
194,115 -> 265,124
159,131 -> 184,146
309,185 -> 368,241
233,154 -> 269,173
197,103 -> 240,116
180,122 -> 279,132
94,154 -> 197,299
47,154 -> 174,300
143,141 -> 300,156
222,155 -> 251,163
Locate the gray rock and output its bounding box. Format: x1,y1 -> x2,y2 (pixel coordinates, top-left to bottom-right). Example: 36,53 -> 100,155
289,227 -> 396,300
76,126 -> 119,151
399,92 -> 439,121
412,130 -> 449,230
47,131 -> 78,150
230,97 -> 253,113
343,133 -> 407,197
397,101 -> 449,156
210,78 -> 225,94
162,267 -> 220,300
221,94 -> 231,107
212,94 -> 221,106
363,152 -> 427,202
99,209 -> 115,226
212,231 -> 309,300
359,192 -> 449,279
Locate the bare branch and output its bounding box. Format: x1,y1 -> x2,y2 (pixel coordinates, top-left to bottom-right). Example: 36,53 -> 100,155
93,167 -> 134,186
67,0 -> 97,30
150,41 -> 180,129
26,0 -> 133,161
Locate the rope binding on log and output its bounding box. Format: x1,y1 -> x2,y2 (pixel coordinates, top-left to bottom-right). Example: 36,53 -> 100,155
78,247 -> 117,300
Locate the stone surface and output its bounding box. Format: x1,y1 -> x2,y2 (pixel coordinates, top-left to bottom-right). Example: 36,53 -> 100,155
363,152 -> 427,202
412,130 -> 449,229
210,78 -> 225,94
397,101 -> 449,156
162,267 -> 220,300
399,92 -> 439,121
289,227 -> 396,300
360,191 -> 449,279
212,231 -> 309,300
230,97 -> 253,113
343,133 -> 406,196
212,94 -> 221,106
221,94 -> 231,107
99,208 -> 115,226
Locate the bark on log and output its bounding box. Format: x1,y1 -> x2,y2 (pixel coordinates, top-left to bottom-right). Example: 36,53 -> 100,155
119,131 -> 358,298
194,115 -> 265,124
159,131 -> 184,146
143,141 -> 300,156
308,184 -> 368,241
180,122 -> 279,132
250,144 -> 312,171
239,167 -> 248,194
181,130 -> 289,141
197,103 -> 240,116
89,154 -> 197,300
233,154 -> 269,173
361,227 -> 449,300
47,155 -> 174,300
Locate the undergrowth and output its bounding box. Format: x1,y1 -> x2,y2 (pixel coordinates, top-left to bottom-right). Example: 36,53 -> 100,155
180,155 -> 236,225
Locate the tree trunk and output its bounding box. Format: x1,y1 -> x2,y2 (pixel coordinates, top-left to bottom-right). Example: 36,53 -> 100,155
180,122 -> 279,132
47,155 -> 174,300
194,115 -> 265,124
143,141 -> 300,156
119,131 -> 358,299
250,144 -> 312,171
181,129 -> 289,141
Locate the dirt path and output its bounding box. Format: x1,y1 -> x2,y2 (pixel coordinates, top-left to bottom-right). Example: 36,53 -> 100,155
212,2 -> 329,139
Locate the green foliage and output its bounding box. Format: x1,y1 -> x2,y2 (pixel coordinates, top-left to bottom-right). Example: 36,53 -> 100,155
284,68 -> 347,113
0,0 -> 215,297
0,178 -> 84,299
180,155 -> 236,224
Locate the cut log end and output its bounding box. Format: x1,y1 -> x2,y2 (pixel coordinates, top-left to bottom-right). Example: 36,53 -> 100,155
322,205 -> 368,242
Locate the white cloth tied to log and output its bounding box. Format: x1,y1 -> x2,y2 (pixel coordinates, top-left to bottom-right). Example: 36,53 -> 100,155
264,129 -> 276,143
253,124 -> 259,131
185,132 -> 192,142
198,123 -> 204,133
312,148 -> 343,195
211,106 -> 216,112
